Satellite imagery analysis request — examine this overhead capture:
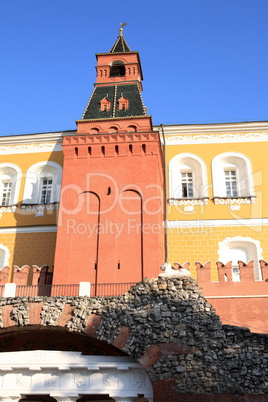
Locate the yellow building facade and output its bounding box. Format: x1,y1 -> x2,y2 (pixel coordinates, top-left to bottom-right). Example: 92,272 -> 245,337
160,121 -> 268,281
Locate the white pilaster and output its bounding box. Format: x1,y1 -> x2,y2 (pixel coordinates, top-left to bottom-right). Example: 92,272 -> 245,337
79,281 -> 91,296
3,283 -> 16,298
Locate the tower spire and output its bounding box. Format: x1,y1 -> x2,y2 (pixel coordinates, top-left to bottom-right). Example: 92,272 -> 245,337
119,22 -> 127,36
110,23 -> 131,53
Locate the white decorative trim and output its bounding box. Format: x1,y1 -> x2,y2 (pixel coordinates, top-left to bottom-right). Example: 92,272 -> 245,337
0,351 -> 153,400
0,142 -> 62,155
213,196 -> 256,211
168,198 -> 209,206
166,218 -> 268,228
155,121 -> 268,144
0,226 -> 57,234
21,203 -> 59,217
163,132 -> 268,145
218,236 -> 263,258
168,198 -> 209,212
0,132 -> 70,155
0,206 -> 17,218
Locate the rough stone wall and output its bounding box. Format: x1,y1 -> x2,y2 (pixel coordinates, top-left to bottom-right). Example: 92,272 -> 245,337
0,276 -> 267,397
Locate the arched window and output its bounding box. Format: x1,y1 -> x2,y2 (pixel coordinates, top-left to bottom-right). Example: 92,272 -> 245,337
218,236 -> 262,281
212,152 -> 254,198
0,163 -> 22,206
110,60 -> 125,77
23,162 -> 62,204
127,125 -> 137,132
0,244 -> 10,269
89,128 -> 99,134
108,126 -> 118,133
169,153 -> 208,199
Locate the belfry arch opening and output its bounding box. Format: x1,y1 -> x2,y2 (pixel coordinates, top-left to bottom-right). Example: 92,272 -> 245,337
109,60 -> 125,77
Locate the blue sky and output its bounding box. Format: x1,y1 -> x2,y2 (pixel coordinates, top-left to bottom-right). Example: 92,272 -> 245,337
0,0 -> 267,135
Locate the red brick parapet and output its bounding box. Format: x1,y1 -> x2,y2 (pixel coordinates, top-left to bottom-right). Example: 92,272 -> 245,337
239,260 -> 255,281
13,265 -> 30,285
259,259 -> 268,281
196,261 -> 211,282
0,266 -> 10,284
217,261 -> 232,282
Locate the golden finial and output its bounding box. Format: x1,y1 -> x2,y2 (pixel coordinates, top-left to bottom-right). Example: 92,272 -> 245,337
119,22 -> 127,36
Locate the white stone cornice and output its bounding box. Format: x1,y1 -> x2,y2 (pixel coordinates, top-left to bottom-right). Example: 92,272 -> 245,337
154,121 -> 268,145
0,131 -> 74,155
155,121 -> 268,134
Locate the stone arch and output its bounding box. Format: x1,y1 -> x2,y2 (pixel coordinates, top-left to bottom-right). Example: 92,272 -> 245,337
0,243 -> 10,269
0,327 -> 153,401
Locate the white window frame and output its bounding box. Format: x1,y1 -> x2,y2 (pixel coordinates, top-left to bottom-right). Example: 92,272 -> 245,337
224,167 -> 239,197
212,152 -> 254,198
0,163 -> 22,206
181,170 -> 194,198
1,180 -> 12,206
40,177 -> 53,204
23,161 -> 62,204
169,153 -> 208,199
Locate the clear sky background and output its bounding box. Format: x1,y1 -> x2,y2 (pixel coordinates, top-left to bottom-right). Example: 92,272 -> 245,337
0,0 -> 267,135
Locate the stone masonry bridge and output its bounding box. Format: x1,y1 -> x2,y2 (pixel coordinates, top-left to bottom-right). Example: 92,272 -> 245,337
0,277 -> 267,401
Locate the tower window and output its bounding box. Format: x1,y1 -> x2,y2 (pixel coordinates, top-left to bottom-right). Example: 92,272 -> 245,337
118,95 -> 129,110
225,170 -> 238,197
181,172 -> 193,198
40,179 -> 53,204
100,97 -> 111,112
110,61 -> 125,77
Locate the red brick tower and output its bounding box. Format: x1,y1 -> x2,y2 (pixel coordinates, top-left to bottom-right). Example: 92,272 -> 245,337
53,27 -> 164,286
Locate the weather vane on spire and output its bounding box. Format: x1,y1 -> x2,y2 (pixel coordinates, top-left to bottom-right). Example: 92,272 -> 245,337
119,22 -> 127,36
